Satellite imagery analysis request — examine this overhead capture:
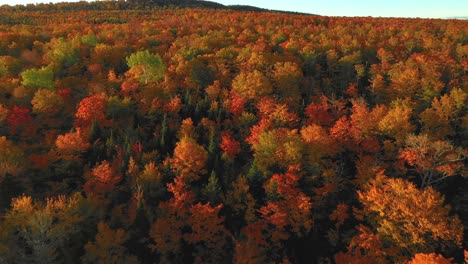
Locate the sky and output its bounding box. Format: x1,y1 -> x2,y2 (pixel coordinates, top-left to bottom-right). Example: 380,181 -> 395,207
1,0 -> 467,18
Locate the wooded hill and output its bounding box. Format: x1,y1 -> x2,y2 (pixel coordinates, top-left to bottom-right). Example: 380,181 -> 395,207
1,0 -> 273,13
0,4 -> 466,264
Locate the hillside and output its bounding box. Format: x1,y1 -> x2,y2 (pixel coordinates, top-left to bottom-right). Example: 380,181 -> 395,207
0,0 -> 281,13
0,5 -> 466,264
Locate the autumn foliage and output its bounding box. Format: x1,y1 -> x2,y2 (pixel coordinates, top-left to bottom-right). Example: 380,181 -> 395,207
0,4 -> 466,264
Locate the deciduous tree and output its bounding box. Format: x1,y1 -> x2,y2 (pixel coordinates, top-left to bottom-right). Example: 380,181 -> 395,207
21,67 -> 55,90
74,93 -> 108,128
0,136 -> 24,180
358,173 -> 463,255
82,222 -> 139,264
232,70 -> 272,100
31,89 -> 64,115
126,50 -> 165,84
171,136 -> 208,182
398,134 -> 465,188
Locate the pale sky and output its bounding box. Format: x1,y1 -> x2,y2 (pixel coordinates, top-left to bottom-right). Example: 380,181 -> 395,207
1,0 -> 467,18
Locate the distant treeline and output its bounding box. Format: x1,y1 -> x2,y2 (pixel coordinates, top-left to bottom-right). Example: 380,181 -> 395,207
0,0 -> 269,13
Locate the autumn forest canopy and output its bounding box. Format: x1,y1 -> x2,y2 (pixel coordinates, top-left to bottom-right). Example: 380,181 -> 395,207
0,2 -> 466,263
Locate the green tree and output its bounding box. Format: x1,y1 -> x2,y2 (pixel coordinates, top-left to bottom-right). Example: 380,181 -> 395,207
44,37 -> 80,69
203,170 -> 222,205
126,50 -> 165,84
21,67 -> 55,90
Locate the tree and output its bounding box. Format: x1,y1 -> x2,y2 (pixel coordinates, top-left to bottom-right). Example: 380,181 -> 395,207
7,105 -> 33,135
0,103 -> 8,121
220,132 -> 241,160
228,90 -> 247,120
189,58 -> 215,89
177,117 -> 195,139
330,203 -> 349,229
398,134 -> 465,188
126,50 -> 165,84
330,116 -> 354,149
232,70 -> 272,100
408,253 -> 452,264
358,173 -> 463,255
55,129 -> 91,156
272,61 -> 303,99
236,169 -> 312,263
349,101 -> 387,141
150,176 -> 194,260
256,97 -> 298,127
420,88 -> 467,139
74,93 -> 108,128
82,222 -> 139,264
251,128 -> 303,173
304,96 -> 335,127
0,57 -> 8,76
260,171 -> 313,239
335,225 -> 395,264
21,67 -> 55,90
300,124 -> 336,164
0,194 -> 92,264
0,136 -> 24,180
84,161 -> 121,202
43,37 -> 79,69
378,99 -> 414,144
185,203 -> 231,263
171,136 -> 208,182
203,171 -> 222,205
136,161 -> 165,203
31,89 -> 64,115
387,54 -> 444,104
224,175 -> 256,224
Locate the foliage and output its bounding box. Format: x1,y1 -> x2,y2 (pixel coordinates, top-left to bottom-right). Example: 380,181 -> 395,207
31,89 -> 64,115
358,173 -> 463,256
126,50 -> 165,84
0,136 -> 24,179
0,5 -> 466,263
82,222 -> 139,264
21,67 -> 55,90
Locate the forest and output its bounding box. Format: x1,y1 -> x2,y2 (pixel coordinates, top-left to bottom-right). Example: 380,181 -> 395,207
0,2 -> 466,263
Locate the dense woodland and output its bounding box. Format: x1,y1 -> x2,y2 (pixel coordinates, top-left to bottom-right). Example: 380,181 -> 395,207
0,3 -> 466,263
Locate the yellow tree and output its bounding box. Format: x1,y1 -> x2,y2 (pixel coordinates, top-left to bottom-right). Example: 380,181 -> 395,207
358,173 -> 463,256
378,99 -> 414,145
420,88 -> 467,139
232,70 -> 272,100
300,124 -> 337,164
407,253 -> 452,264
171,136 -> 208,182
31,89 -> 64,116
272,61 -> 303,100
251,128 -> 303,173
